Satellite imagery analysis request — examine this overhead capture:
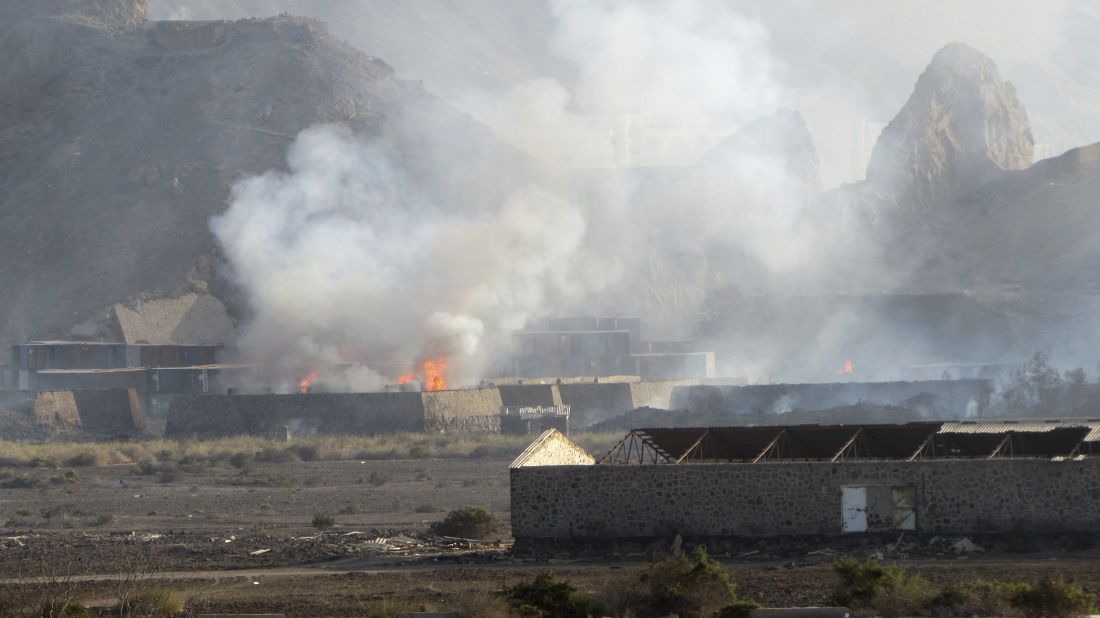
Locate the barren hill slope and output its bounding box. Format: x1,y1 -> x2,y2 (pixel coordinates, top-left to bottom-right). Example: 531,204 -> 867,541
0,0 -> 511,346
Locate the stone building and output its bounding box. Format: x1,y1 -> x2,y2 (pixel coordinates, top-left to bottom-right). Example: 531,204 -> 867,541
510,421 -> 1100,542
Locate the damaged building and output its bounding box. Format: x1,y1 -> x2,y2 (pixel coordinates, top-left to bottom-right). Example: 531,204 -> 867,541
510,421 -> 1100,542
511,316 -> 716,380
166,379 -> 693,438
669,379 -> 992,421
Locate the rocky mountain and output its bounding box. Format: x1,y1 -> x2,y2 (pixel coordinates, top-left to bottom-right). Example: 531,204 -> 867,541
867,42 -> 1034,212
0,0 -> 514,347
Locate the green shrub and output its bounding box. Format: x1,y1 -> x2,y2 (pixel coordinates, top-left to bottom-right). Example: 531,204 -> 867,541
831,555 -> 936,617
414,503 -> 441,513
290,444 -> 321,461
63,452 -> 98,467
429,507 -> 498,539
642,546 -> 737,618
228,452 -> 253,469
254,447 -> 297,463
933,579 -> 1028,617
118,587 -> 183,617
312,512 -> 335,529
1010,578 -> 1096,618
717,600 -> 762,618
504,573 -> 607,618
36,597 -> 91,617
1,475 -> 43,489
831,555 -> 903,607
871,572 -> 937,617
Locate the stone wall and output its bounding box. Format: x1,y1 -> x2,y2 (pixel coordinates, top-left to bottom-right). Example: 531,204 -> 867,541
669,380 -> 991,420
72,389 -> 145,435
499,384 -> 562,407
33,389 -> 144,436
421,388 -> 503,423
629,379 -> 699,410
33,391 -> 81,431
511,458 -> 1100,540
166,392 -> 425,438
558,382 -> 636,426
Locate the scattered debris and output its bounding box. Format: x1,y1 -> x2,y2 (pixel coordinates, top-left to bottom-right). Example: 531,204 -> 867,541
952,537 -> 985,553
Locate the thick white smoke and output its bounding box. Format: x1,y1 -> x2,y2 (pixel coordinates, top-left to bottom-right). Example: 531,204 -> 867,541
211,126 -> 612,390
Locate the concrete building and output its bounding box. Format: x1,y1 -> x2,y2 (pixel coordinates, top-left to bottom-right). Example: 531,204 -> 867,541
510,421 -> 1100,542
511,316 -> 716,380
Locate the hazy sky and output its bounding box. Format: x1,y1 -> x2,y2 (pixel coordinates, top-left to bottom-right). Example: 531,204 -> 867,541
148,0 -> 1100,188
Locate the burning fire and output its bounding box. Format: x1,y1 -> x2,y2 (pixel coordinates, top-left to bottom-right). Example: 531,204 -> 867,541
299,370 -> 319,394
838,359 -> 854,375
395,356 -> 449,391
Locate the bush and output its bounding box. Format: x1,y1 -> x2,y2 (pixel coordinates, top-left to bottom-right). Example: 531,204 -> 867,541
718,600 -> 762,618
290,444 -> 321,462
831,555 -> 904,607
1010,578 -> 1096,618
228,452 -> 253,469
504,573 -> 607,618
642,546 -> 737,618
63,452 -> 98,467
414,503 -> 441,513
118,587 -> 183,617
36,597 -> 91,617
429,507 -> 498,539
871,572 -> 937,617
1,475 -> 43,489
254,447 -> 297,463
312,512 -> 335,529
933,579 -> 1028,617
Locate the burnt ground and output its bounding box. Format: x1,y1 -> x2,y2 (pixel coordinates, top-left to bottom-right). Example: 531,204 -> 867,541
5,457 -> 1100,615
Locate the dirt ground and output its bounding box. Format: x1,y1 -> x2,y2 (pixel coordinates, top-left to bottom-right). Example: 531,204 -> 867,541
6,456 -> 1100,616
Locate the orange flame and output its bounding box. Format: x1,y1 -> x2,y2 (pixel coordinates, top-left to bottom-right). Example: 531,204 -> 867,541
395,356 -> 448,391
299,370 -> 319,394
422,356 -> 448,391
838,359 -> 854,375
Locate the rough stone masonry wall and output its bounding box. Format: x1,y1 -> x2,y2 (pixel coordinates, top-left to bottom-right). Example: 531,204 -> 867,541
72,389 -> 145,436
629,379 -> 699,410
33,391 -> 82,431
166,392 -> 425,438
511,458 -> 1100,540
558,382 -> 636,427
499,384 -> 562,407
421,388 -> 503,423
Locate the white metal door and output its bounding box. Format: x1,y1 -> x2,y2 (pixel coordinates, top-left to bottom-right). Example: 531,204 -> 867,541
842,486 -> 867,533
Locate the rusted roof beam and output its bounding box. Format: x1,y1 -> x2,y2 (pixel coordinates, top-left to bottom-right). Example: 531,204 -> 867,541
988,434 -> 1011,459
674,430 -> 710,464
831,429 -> 863,462
751,429 -> 785,464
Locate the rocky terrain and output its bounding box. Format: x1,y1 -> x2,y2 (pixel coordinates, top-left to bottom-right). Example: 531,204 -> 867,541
0,0 -> 516,347
2,0 -> 1099,376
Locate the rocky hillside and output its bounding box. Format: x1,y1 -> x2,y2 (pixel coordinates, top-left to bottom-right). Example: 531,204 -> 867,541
0,0 -> 512,346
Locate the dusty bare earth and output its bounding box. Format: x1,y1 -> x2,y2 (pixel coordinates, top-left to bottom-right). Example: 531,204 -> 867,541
5,456 -> 1100,616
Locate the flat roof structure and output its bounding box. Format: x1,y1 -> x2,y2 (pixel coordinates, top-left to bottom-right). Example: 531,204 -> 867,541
600,420 -> 1100,464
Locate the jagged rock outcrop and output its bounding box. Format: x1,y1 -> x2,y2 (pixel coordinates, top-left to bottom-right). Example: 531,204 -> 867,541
867,42 -> 1033,209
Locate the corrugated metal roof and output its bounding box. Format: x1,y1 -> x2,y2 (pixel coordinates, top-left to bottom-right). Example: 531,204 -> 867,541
601,420 -> 1100,464
941,420 -> 1100,442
